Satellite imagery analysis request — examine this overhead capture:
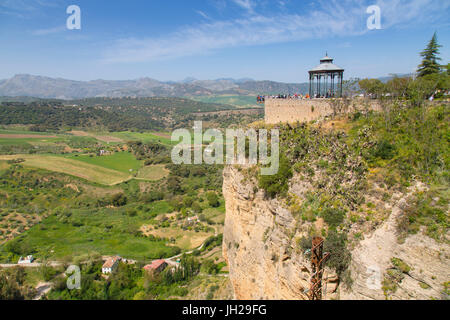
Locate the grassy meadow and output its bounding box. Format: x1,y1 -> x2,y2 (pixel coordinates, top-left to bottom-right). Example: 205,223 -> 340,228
67,152 -> 142,174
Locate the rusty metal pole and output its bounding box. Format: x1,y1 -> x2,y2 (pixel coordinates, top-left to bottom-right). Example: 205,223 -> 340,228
310,237 -> 323,300
309,237 -> 330,300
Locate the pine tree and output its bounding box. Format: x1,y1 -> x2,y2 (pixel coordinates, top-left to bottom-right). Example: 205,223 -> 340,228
417,32 -> 442,77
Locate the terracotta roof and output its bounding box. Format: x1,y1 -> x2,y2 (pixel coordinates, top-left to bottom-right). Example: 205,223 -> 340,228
144,259 -> 167,270
102,256 -> 121,269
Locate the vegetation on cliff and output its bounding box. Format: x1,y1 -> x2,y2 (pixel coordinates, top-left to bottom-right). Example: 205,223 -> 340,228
256,72 -> 448,281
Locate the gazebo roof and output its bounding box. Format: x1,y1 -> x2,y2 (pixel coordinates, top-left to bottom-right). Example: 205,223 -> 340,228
320,55 -> 333,62
309,55 -> 344,73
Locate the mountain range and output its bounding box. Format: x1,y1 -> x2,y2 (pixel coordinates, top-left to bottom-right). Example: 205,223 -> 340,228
0,73 -> 413,100
0,74 -> 309,100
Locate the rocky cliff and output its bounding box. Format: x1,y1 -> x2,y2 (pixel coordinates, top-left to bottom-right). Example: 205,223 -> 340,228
222,166 -> 449,300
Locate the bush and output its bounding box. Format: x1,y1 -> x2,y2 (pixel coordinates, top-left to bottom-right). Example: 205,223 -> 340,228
111,193 -> 127,207
201,259 -> 219,274
324,230 -> 351,276
258,155 -> 292,198
206,192 -> 220,208
191,202 -> 202,213
321,207 -> 346,229
372,139 -> 396,160
144,191 -> 164,203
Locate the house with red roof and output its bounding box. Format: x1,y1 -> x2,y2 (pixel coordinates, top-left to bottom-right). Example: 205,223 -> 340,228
143,259 -> 168,273
102,256 -> 121,274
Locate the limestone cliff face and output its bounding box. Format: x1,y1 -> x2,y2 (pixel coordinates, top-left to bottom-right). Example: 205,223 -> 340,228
222,166 -> 339,300
340,188 -> 450,300
222,166 -> 449,300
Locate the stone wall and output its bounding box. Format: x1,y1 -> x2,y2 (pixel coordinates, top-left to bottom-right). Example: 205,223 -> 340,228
265,98 -> 381,124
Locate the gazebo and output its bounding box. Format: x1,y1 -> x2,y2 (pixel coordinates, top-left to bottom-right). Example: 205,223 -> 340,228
309,53 -> 344,98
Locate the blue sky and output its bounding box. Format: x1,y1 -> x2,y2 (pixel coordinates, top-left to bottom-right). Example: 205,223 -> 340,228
0,0 -> 449,82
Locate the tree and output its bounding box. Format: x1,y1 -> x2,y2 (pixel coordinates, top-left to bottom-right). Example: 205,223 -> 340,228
206,192 -> 220,208
386,76 -> 411,98
167,176 -> 182,194
358,78 -> 385,98
417,32 -> 442,77
191,201 -> 202,213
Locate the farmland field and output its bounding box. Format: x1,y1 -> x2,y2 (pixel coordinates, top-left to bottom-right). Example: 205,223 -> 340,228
191,95 -> 259,108
67,152 -> 142,174
9,205 -> 180,260
136,164 -> 169,181
110,131 -> 174,145
0,154 -> 132,185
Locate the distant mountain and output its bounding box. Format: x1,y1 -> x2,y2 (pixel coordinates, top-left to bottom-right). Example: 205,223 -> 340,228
0,73 -> 410,100
0,74 -> 310,99
238,80 -> 309,95
377,73 -> 414,83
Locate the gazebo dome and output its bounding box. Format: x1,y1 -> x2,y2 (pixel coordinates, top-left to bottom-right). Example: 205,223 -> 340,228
309,55 -> 344,73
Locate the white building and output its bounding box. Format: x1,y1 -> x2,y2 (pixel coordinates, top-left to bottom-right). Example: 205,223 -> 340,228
18,255 -> 34,264
102,256 -> 121,274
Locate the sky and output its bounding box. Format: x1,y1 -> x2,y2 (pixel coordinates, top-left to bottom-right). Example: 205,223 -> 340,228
0,0 -> 449,83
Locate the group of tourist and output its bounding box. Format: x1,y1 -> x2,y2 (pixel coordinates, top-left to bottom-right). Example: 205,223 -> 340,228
313,90 -> 337,98
256,93 -> 311,103
256,91 -> 340,103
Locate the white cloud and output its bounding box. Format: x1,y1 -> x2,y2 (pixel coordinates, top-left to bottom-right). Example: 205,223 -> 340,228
375,0 -> 450,28
32,25 -> 66,36
102,0 -> 449,64
0,0 -> 62,17
232,0 -> 255,13
196,10 -> 211,20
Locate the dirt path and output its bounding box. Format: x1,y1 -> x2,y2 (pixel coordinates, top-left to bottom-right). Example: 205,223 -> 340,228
0,261 -> 62,268
0,134 -> 57,139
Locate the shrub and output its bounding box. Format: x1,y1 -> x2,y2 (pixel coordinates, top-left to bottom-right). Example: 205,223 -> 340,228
258,155 -> 292,198
111,193 -> 127,207
144,191 -> 164,203
191,202 -> 202,213
372,139 -> 396,160
206,192 -> 220,208
321,207 -> 346,229
324,230 -> 351,276
391,257 -> 411,273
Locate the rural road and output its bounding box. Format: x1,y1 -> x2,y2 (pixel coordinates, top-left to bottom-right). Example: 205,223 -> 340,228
0,261 -> 62,268
165,226 -> 220,264
166,242 -> 205,263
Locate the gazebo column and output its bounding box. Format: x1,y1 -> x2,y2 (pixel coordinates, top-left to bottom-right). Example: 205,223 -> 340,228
309,73 -> 312,98
331,73 -> 335,97
331,74 -> 334,96
317,75 -> 320,97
